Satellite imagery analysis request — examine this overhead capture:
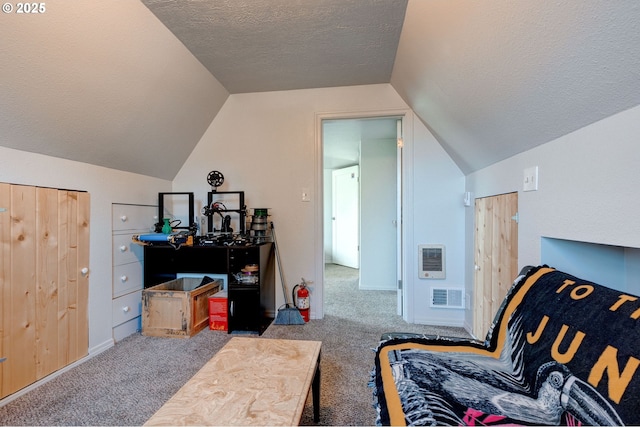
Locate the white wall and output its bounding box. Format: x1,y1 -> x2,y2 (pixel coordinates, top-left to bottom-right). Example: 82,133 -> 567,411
173,84 -> 467,325
464,104 -> 640,330
0,146 -> 170,354
409,118 -> 467,326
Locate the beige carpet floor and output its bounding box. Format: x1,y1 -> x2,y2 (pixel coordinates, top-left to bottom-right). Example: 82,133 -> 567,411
0,263 -> 469,426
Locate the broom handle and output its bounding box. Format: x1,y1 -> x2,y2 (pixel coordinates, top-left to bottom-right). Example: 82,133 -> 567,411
271,222 -> 292,306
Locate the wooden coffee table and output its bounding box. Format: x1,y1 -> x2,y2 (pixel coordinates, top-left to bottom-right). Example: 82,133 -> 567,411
145,337 -> 322,426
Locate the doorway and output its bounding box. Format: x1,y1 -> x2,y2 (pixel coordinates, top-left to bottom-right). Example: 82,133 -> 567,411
322,116 -> 401,314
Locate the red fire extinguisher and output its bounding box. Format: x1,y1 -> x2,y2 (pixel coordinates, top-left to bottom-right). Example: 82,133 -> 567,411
293,279 -> 310,322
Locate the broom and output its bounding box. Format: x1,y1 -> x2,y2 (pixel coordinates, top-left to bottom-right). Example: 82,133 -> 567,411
271,222 -> 305,325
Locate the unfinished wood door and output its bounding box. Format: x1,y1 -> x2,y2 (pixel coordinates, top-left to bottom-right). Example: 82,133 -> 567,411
0,183 -> 89,399
473,192 -> 517,339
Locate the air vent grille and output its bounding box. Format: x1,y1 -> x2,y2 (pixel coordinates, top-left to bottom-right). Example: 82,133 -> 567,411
430,288 -> 464,309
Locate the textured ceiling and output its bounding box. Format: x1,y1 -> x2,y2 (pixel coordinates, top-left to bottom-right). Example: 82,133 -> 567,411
141,0 -> 640,175
141,0 -> 408,93
392,0 -> 640,174
0,0 -> 229,181
2,1 -> 639,180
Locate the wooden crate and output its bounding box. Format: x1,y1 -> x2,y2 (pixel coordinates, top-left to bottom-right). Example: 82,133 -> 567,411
142,278 -> 222,338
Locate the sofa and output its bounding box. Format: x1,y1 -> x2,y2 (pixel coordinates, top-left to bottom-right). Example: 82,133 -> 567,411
372,265 -> 640,426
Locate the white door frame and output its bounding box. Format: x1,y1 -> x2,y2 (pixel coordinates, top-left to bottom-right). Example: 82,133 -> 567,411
314,109 -> 414,320
396,119 -> 403,315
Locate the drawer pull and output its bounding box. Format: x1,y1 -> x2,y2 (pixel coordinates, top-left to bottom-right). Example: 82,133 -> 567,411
122,306 -> 130,313
120,275 -> 128,282
119,245 -> 128,252
120,215 -> 128,222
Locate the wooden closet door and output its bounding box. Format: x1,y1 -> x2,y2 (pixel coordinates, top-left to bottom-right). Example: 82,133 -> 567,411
0,184 -> 89,399
58,189 -> 90,366
0,184 -> 37,397
37,187 -> 60,378
473,192 -> 518,339
0,184 -> 8,394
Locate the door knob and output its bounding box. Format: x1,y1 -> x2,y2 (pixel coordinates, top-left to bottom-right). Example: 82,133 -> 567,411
81,267 -> 89,275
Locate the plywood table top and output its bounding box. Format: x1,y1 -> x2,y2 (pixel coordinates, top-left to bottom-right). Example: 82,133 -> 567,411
144,337 -> 322,426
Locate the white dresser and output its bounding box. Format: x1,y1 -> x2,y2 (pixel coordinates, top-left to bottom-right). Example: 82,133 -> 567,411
112,203 -> 158,342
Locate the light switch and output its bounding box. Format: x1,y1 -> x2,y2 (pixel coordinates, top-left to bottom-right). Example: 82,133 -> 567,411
523,166 -> 538,191
301,188 -> 311,202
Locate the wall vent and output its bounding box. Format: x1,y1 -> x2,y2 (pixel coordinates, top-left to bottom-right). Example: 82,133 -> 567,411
418,244 -> 445,279
430,288 -> 464,309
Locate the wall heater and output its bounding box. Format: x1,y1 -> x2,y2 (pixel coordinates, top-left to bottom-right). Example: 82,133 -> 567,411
418,244 -> 445,279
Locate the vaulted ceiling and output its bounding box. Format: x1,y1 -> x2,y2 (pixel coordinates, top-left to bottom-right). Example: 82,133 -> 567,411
1,1 -> 639,179
141,0 -> 407,94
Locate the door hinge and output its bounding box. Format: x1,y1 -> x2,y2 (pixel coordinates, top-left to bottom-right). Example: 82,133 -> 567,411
511,212 -> 519,223
398,279 -> 402,290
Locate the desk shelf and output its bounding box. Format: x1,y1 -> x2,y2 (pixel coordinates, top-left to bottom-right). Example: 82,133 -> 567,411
143,243 -> 275,335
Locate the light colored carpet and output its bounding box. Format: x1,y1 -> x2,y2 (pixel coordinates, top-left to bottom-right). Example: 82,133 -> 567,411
0,263 -> 469,426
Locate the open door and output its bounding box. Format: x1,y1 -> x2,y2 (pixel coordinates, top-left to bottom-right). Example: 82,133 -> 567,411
332,165 -> 359,269
473,192 -> 518,339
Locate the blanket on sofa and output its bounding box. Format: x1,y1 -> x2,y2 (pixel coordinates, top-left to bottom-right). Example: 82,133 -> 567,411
373,266 -> 640,426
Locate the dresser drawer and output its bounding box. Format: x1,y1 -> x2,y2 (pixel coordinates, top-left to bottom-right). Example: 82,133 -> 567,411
113,234 -> 144,266
112,204 -> 158,232
113,317 -> 141,342
113,263 -> 143,298
113,290 -> 142,327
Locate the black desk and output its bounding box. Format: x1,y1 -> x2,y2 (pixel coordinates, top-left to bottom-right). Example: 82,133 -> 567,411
143,243 -> 275,334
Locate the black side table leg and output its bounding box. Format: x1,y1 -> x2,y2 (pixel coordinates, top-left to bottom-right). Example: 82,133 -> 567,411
312,356 -> 321,422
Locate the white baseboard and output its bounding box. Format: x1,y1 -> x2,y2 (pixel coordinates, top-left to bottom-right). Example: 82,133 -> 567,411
358,285 -> 396,291
90,338 -> 115,356
0,338 -> 114,408
412,317 -> 465,328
